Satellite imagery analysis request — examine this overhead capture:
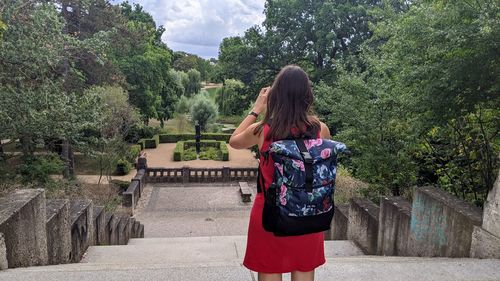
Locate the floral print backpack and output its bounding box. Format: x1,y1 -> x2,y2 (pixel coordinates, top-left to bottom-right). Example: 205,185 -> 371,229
259,138 -> 347,236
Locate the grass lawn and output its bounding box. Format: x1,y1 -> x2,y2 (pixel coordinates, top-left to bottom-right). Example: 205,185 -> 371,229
205,87 -> 219,102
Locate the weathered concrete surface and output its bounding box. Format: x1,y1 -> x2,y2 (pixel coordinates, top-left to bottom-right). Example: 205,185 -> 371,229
133,183 -> 253,237
0,189 -> 48,267
93,206 -> 106,246
325,204 -> 349,240
377,196 -> 412,256
46,199 -> 71,265
1,236 -> 499,281
70,200 -> 94,262
0,233 -> 7,270
117,215 -> 130,245
483,171 -> 500,237
470,172 -> 500,258
122,180 -> 139,215
347,198 -> 380,254
132,169 -> 146,195
470,226 -> 500,259
109,215 -> 120,245
138,224 -> 144,238
408,186 -> 482,257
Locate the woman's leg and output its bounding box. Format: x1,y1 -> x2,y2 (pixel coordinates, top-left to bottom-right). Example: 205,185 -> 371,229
258,273 -> 282,281
291,270 -> 314,281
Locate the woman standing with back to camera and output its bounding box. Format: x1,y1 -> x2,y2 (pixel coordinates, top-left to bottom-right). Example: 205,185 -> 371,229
229,65 -> 331,281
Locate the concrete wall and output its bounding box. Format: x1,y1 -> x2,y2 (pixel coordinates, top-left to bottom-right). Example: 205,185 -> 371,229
0,189 -> 48,268
325,204 -> 349,240
46,199 -> 71,265
347,198 -> 380,254
471,171 -> 500,258
93,206 -> 106,246
0,233 -> 7,270
377,197 -> 412,256
69,200 -> 94,263
408,186 -> 482,257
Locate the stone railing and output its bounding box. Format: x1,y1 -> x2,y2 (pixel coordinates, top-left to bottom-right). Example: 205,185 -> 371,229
0,188 -> 145,270
326,179 -> 500,258
145,166 -> 258,183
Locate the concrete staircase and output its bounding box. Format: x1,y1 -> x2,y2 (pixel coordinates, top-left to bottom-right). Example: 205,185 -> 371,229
1,236 -> 499,281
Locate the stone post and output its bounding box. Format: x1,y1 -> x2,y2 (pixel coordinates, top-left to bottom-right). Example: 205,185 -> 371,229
222,166 -> 230,182
182,166 -> 190,184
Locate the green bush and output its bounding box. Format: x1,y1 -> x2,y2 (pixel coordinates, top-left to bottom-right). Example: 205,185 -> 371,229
137,139 -> 146,150
115,158 -> 131,176
199,147 -> 220,160
220,141 -> 229,161
173,141 -> 184,161
182,147 -> 198,160
18,154 -> 64,183
127,145 -> 142,163
172,140 -> 229,161
139,135 -> 160,149
159,133 -> 231,143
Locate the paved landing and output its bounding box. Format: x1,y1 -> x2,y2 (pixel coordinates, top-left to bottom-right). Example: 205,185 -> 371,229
133,183 -> 256,237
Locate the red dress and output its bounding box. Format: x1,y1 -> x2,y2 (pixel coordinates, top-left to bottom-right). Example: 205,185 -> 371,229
243,124 -> 325,273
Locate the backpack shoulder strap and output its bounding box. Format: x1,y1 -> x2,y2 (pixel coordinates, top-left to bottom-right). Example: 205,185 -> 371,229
295,139 -> 314,193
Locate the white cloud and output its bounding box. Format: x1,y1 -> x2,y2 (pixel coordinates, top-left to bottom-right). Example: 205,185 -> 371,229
111,0 -> 266,58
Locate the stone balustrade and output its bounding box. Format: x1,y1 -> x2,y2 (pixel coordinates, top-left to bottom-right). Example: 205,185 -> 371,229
0,188 -> 146,270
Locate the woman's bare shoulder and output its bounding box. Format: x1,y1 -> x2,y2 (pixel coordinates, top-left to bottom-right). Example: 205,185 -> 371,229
319,121 -> 331,139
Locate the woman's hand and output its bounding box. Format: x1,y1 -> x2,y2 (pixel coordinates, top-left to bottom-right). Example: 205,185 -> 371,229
252,87 -> 270,115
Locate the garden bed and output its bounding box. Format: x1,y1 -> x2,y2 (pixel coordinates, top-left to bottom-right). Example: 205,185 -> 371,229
173,140 -> 229,161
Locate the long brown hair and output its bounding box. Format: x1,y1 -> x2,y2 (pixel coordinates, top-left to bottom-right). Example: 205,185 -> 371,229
254,65 -> 320,140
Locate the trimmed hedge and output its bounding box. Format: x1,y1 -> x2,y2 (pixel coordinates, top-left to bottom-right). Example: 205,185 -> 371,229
220,141 -> 229,161
139,135 -> 159,149
159,133 -> 231,143
173,141 -> 184,161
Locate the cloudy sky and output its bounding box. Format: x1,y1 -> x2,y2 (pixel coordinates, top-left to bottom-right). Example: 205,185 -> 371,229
111,0 -> 266,59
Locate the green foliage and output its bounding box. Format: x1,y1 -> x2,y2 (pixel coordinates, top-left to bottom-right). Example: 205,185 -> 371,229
216,79 -> 247,115
115,158 -> 132,176
172,140 -> 228,161
190,94 -> 219,132
185,69 -> 202,96
173,141 -> 184,161
139,135 -> 159,149
158,133 -> 231,143
18,155 -> 64,184
127,145 -> 142,163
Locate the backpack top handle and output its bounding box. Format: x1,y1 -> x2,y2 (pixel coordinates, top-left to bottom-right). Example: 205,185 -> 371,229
295,139 -> 314,193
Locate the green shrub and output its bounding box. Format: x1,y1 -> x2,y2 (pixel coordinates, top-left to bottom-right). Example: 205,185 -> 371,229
173,141 -> 184,161
127,145 -> 142,163
220,141 -> 229,161
115,158 -> 131,175
159,133 -> 231,143
125,124 -> 158,143
182,147 -> 198,160
137,139 -> 146,150
18,154 -> 64,183
199,147 -> 220,160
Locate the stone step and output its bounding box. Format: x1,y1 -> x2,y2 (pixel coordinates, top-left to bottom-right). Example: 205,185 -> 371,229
1,256 -> 499,281
81,236 -> 363,265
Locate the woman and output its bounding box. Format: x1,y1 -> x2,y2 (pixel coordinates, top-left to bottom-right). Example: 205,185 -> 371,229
229,65 -> 331,281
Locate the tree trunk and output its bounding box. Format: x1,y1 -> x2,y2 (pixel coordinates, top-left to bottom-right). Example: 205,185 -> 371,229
68,143 -> 75,177
61,139 -> 70,179
21,133 -> 33,157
